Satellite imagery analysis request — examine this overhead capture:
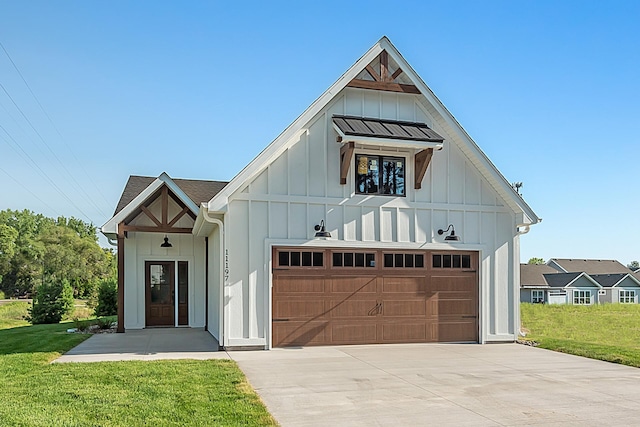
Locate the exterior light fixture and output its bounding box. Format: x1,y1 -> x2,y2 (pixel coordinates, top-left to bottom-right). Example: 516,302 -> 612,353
314,220 -> 331,239
438,224 -> 460,241
160,235 -> 173,248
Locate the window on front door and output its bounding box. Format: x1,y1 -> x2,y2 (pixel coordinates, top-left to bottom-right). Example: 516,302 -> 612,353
355,154 -> 405,196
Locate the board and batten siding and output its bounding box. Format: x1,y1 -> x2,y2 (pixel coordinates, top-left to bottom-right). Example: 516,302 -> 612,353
122,195 -> 206,329
223,87 -> 519,347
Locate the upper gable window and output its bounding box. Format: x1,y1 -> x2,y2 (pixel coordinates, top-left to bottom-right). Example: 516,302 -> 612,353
355,154 -> 405,196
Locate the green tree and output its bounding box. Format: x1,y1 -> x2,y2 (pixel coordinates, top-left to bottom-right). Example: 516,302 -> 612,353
0,224 -> 18,278
0,209 -> 114,298
528,257 -> 545,265
26,278 -> 74,324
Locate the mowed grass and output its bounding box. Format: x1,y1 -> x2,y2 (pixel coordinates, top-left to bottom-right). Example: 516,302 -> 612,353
521,303 -> 640,367
0,302 -> 277,426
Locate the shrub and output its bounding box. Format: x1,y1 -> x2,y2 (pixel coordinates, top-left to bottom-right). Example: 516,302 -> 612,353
94,279 -> 117,317
96,317 -> 115,330
73,317 -> 93,332
26,278 -> 74,324
0,290 -> 5,299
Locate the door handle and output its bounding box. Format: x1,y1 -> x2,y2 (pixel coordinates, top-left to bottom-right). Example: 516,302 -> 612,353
368,302 -> 383,316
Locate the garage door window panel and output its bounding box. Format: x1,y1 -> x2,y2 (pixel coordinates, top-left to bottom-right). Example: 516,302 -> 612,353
432,254 -> 472,269
383,253 -> 424,268
276,250 -> 324,268
332,251 -> 376,268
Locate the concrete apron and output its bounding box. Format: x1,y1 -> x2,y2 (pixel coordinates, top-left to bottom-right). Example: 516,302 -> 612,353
54,328 -> 230,363
229,343 -> 640,427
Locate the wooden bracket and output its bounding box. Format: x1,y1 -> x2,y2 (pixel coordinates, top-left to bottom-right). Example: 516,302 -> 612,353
347,50 -> 420,94
340,141 -> 355,185
414,148 -> 434,190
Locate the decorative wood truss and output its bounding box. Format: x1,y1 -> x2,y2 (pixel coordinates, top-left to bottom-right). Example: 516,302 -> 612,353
117,185 -> 196,237
347,50 -> 420,94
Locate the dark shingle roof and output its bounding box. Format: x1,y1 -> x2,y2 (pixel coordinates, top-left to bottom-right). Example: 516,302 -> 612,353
549,259 -> 631,275
520,264 -> 558,287
333,115 -> 444,142
543,272 -> 582,288
590,274 -> 627,288
114,175 -> 228,215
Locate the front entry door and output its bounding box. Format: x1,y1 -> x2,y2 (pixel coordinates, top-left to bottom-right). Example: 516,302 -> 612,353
146,261 -> 175,326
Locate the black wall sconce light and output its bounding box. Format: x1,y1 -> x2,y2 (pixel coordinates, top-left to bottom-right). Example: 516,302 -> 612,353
160,235 -> 173,248
314,220 -> 331,239
437,224 -> 460,241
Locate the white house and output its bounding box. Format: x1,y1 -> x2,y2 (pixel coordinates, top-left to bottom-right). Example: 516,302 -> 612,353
102,37 -> 540,349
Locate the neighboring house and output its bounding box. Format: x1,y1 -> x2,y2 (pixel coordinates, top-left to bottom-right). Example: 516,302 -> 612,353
102,37 -> 540,349
520,259 -> 640,305
543,272 -> 602,305
590,274 -> 640,304
520,264 -> 558,303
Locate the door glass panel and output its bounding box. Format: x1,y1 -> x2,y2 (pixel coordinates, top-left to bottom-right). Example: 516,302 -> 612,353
178,262 -> 188,304
150,264 -> 171,304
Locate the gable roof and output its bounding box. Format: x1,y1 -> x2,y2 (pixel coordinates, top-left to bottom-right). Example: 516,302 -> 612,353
548,259 -> 631,275
590,273 -> 640,288
543,272 -> 602,289
115,175 -> 227,215
520,264 -> 558,287
103,173 -> 227,238
204,36 -> 540,227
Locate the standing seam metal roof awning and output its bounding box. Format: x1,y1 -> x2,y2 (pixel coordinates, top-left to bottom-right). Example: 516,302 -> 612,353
332,115 -> 444,147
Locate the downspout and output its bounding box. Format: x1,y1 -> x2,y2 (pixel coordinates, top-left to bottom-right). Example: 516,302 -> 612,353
201,208 -> 225,348
205,236 -> 208,332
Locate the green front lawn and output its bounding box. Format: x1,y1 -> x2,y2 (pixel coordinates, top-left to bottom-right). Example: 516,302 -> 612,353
521,303 -> 640,367
0,303 -> 277,426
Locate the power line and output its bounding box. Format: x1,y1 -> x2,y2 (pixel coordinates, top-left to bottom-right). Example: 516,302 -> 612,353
0,78 -> 109,220
0,40 -> 113,209
0,122 -> 96,223
0,166 -> 63,217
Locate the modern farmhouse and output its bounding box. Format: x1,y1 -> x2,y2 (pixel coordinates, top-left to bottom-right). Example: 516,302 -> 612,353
102,37 -> 540,349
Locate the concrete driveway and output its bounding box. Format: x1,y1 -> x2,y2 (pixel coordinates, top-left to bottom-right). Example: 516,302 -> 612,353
229,343 -> 640,426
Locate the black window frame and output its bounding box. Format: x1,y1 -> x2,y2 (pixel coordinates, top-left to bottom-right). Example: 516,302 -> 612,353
355,154 -> 406,197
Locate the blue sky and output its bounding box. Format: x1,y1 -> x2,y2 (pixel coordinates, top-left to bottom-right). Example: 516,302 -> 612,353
1,1 -> 638,264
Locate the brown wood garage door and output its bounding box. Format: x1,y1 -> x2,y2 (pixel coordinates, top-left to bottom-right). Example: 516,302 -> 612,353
272,248 -> 478,347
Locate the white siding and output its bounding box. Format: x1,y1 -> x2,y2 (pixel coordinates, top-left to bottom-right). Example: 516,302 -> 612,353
224,87 -> 520,346
123,232 -> 205,330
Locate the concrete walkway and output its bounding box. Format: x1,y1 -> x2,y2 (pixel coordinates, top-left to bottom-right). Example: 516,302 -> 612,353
54,328 -> 229,363
230,343 -> 640,426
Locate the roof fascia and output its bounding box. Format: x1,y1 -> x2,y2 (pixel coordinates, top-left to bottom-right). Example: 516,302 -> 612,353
378,38 -> 540,225
564,273 -> 602,289
101,173 -> 198,235
547,259 -> 568,272
207,40 -> 387,213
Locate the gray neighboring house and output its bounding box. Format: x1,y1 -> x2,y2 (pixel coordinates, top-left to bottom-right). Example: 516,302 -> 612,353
543,272 -> 602,305
590,273 -> 640,304
520,264 -> 557,303
520,259 -> 640,305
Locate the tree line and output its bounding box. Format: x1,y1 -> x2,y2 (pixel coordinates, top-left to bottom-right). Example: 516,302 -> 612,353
0,209 -> 115,299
